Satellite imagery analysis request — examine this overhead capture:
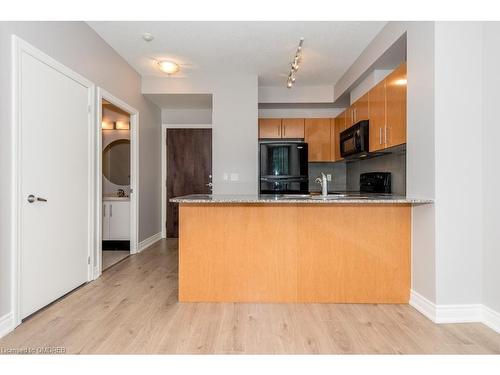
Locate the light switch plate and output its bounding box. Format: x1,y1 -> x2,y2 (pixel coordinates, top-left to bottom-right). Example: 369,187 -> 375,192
223,173 -> 228,181
230,173 -> 239,181
327,174 -> 332,181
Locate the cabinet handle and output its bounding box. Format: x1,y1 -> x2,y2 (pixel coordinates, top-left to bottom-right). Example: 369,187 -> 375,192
379,128 -> 382,145
283,124 -> 286,137
354,108 -> 357,123
385,126 -> 388,145
103,204 -> 106,217
110,204 -> 113,218
278,124 -> 281,137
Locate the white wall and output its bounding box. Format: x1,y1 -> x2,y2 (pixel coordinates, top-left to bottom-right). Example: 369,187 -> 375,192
482,22 -> 500,313
161,108 -> 212,124
434,22 -> 483,305
0,22 -> 162,318
259,85 -> 334,103
143,74 -> 258,194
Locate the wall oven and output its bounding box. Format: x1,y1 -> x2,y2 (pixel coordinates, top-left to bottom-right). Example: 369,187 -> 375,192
340,120 -> 370,158
259,141 -> 308,194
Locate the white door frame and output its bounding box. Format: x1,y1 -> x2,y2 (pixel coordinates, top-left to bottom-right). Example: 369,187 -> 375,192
10,36 -> 96,327
161,124 -> 212,238
95,88 -> 139,278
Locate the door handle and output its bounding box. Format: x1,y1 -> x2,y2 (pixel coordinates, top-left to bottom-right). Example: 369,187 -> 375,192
27,194 -> 47,203
110,204 -> 113,217
103,204 -> 106,217
206,182 -> 213,187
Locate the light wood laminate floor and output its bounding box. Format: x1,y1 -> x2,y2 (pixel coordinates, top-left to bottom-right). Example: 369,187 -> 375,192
102,250 -> 129,271
1,239 -> 499,354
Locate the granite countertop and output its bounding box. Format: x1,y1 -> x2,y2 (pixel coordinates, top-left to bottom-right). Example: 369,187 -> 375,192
170,194 -> 433,205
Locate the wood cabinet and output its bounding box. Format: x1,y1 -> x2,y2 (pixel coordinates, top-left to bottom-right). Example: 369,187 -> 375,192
368,79 -> 386,152
367,62 -> 407,151
259,118 -> 305,139
258,118 -> 282,138
103,200 -> 130,240
331,116 -> 344,161
281,118 -> 305,138
305,118 -> 331,161
385,63 -> 407,147
353,92 -> 370,123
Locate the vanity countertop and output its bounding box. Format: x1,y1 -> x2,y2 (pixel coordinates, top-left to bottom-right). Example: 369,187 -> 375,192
103,196 -> 130,201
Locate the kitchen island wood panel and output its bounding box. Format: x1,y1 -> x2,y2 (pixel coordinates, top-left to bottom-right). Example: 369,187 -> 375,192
178,203 -> 411,303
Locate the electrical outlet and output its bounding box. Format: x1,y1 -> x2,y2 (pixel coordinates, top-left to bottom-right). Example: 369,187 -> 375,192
327,174 -> 332,181
230,173 -> 239,181
223,173 -> 228,181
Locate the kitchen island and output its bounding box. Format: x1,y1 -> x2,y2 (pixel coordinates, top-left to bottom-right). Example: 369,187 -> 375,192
170,194 -> 432,304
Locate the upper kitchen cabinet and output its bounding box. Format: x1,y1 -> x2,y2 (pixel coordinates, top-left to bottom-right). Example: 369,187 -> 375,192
385,63 -> 407,148
368,79 -> 386,152
305,118 -> 331,161
353,92 -> 370,123
259,118 -> 282,138
282,118 -> 305,138
259,118 -> 305,139
331,118 -> 341,161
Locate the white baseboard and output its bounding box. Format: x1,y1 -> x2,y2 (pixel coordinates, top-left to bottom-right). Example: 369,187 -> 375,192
138,232 -> 162,253
0,312 -> 14,339
482,305 -> 500,333
410,290 -> 500,333
409,290 -> 437,321
435,304 -> 482,323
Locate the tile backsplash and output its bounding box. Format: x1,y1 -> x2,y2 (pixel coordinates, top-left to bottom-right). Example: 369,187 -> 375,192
308,162 -> 347,193
346,149 -> 406,195
308,149 -> 406,195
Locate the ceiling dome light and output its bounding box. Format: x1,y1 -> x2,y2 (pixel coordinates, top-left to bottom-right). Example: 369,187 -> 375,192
142,32 -> 154,42
157,60 -> 180,75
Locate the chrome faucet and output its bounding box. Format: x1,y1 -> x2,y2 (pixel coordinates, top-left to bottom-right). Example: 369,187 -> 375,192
315,173 -> 328,197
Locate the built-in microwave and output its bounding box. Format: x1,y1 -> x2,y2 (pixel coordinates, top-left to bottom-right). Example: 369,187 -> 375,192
340,120 -> 369,158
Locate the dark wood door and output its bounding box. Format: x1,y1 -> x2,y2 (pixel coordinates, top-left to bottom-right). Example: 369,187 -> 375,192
167,129 -> 212,238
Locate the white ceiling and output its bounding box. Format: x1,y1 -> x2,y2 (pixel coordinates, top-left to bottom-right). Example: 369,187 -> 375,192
88,21 -> 386,87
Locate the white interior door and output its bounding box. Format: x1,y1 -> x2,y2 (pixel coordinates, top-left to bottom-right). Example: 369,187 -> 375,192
20,50 -> 92,319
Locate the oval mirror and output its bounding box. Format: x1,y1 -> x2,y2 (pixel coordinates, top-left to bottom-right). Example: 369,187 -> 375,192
102,139 -> 130,186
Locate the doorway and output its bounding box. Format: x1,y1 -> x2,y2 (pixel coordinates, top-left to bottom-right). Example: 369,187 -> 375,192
165,128 -> 213,238
101,100 -> 131,270
96,89 -> 139,277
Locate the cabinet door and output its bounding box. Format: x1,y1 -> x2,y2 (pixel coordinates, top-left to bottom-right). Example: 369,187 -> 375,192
346,106 -> 354,128
259,118 -> 282,138
330,119 -> 337,161
102,202 -> 110,240
386,63 -> 407,147
282,118 -> 305,138
354,92 -> 370,122
109,201 -> 130,240
337,110 -> 347,132
305,118 -> 331,162
368,79 -> 386,152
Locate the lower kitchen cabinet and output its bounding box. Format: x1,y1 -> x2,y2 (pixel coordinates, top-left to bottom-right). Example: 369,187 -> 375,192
103,200 -> 130,240
305,118 -> 331,161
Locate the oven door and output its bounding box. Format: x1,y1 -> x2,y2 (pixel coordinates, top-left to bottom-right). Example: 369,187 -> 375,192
260,142 -> 308,178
